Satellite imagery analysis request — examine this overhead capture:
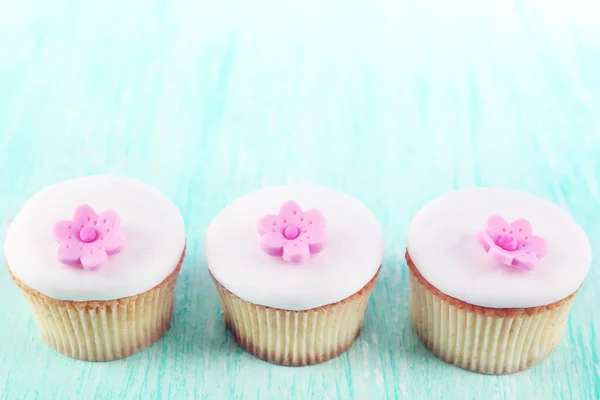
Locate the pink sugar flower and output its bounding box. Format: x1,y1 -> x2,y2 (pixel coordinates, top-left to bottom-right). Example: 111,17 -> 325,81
258,201 -> 328,264
53,204 -> 126,270
477,215 -> 547,270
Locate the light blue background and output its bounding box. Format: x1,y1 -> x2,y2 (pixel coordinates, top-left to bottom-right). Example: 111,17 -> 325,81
1,1 -> 599,399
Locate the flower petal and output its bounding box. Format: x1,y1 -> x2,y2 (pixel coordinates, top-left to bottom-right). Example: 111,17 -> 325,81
56,241 -> 83,265
260,231 -> 286,257
282,240 -> 310,264
73,204 -> 99,230
522,236 -> 547,258
512,253 -> 537,270
53,220 -> 77,242
101,231 -> 126,255
258,214 -> 281,236
485,216 -> 510,238
300,209 -> 326,229
477,231 -> 494,252
80,246 -> 108,270
278,201 -> 303,225
510,218 -> 533,241
304,226 -> 328,254
97,210 -> 119,231
487,245 -> 515,266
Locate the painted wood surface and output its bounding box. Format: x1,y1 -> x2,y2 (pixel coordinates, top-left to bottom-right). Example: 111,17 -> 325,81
1,1 -> 599,399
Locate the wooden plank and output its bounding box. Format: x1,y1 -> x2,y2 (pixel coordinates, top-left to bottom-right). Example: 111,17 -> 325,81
0,1 -> 599,399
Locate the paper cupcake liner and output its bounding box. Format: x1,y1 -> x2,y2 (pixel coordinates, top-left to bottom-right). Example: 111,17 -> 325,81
407,252 -> 576,374
8,251 -> 184,361
212,269 -> 379,366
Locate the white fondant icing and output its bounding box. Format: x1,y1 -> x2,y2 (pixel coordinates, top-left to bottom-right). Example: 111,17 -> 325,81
407,188 -> 592,308
205,185 -> 384,310
5,175 -> 186,301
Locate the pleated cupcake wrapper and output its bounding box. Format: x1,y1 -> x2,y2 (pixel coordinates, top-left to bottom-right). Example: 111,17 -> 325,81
409,269 -> 575,374
212,269 -> 379,366
9,253 -> 183,362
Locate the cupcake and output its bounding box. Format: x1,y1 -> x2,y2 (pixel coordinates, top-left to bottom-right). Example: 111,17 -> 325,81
205,185 -> 384,366
406,188 -> 591,374
5,175 -> 186,361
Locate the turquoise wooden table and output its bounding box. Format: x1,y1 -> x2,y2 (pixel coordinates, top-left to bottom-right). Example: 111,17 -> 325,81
1,1 -> 599,399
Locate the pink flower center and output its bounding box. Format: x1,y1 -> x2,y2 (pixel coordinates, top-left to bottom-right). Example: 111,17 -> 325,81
79,226 -> 97,243
283,225 -> 300,240
497,234 -> 517,251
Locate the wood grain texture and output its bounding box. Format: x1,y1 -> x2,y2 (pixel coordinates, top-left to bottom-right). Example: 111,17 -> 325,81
1,1 -> 599,399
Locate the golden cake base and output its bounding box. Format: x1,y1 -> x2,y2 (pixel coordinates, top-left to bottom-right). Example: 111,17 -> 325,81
8,250 -> 184,361
407,252 -> 575,374
212,268 -> 380,366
